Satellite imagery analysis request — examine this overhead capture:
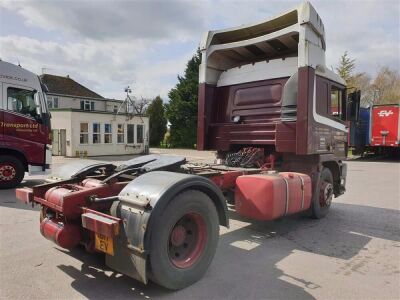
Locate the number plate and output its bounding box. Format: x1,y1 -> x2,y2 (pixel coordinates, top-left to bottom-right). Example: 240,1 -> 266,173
95,233 -> 114,256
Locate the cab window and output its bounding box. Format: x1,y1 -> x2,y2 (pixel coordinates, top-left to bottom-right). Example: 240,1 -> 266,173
330,86 -> 344,120
7,87 -> 38,118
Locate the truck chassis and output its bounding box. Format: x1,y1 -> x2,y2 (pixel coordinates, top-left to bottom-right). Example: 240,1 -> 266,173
16,153 -> 343,289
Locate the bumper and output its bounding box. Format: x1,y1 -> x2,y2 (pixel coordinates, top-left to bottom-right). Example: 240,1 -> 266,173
15,187 -> 34,204
27,145 -> 52,175
28,165 -> 51,175
45,145 -> 52,167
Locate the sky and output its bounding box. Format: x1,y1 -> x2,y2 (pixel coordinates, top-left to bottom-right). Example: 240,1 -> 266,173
1,0 -> 399,101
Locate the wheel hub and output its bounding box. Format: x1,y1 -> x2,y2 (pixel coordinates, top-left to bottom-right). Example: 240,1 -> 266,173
0,164 -> 16,181
170,225 -> 187,247
319,181 -> 333,207
168,212 -> 207,269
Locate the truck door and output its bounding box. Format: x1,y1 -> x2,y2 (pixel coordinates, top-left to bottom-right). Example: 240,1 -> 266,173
2,83 -> 47,164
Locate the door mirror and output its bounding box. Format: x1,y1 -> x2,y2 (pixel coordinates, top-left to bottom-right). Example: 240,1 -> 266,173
347,90 -> 360,121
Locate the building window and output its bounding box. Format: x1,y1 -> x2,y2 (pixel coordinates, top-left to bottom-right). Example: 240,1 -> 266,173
80,100 -> 95,111
113,105 -> 118,113
7,87 -> 38,118
117,124 -> 125,143
47,97 -> 59,109
330,86 -> 342,119
137,124 -> 144,143
80,123 -> 89,144
127,124 -> 135,144
47,96 -> 53,109
93,123 -> 101,144
104,124 -> 112,144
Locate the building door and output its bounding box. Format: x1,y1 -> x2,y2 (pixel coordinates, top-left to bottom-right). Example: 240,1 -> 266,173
52,129 -> 66,156
52,129 -> 59,155
59,129 -> 66,156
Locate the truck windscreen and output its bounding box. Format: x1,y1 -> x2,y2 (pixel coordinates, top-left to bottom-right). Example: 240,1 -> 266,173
7,87 -> 40,119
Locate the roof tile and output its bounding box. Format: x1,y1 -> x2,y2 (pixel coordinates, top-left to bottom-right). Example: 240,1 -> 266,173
40,74 -> 104,99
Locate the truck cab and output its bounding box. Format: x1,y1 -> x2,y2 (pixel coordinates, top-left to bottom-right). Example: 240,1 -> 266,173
0,60 -> 52,188
198,1 -> 360,201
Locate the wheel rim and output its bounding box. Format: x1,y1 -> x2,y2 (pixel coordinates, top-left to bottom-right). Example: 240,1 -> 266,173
168,212 -> 207,269
319,181 -> 333,207
0,163 -> 17,181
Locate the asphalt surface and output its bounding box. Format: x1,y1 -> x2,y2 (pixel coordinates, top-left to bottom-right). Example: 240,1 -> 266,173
1,150 -> 399,300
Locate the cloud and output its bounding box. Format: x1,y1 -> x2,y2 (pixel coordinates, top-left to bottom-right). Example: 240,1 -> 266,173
1,0 -> 205,42
0,34 -> 191,99
1,0 -> 399,101
315,0 -> 400,75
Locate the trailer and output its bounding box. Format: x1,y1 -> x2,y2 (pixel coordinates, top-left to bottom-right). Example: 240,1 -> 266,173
349,107 -> 370,155
349,104 -> 399,156
370,104 -> 399,154
16,2 -> 360,290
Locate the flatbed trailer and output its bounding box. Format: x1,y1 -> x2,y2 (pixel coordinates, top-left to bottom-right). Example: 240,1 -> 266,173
16,2 -> 360,290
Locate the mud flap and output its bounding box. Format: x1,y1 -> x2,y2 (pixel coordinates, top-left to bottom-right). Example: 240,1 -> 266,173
106,240 -> 147,283
106,194 -> 151,284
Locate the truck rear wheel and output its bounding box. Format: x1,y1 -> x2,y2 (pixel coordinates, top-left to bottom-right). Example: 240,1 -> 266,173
311,168 -> 333,219
149,190 -> 219,290
0,155 -> 24,189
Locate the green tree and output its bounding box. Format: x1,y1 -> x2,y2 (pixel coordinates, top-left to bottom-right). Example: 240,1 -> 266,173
146,96 -> 167,147
336,51 -> 356,84
336,51 -> 373,107
165,49 -> 201,148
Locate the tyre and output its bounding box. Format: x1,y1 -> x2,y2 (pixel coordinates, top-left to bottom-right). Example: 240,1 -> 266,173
0,155 -> 25,189
310,168 -> 333,219
149,190 -> 219,290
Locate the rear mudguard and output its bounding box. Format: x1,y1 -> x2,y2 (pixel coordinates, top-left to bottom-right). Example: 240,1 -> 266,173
46,160 -> 115,182
107,171 -> 229,284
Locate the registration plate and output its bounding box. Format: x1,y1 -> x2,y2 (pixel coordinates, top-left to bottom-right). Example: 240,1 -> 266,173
95,233 -> 114,256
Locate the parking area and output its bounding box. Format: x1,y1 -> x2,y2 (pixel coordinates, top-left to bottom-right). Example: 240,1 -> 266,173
0,149 -> 399,300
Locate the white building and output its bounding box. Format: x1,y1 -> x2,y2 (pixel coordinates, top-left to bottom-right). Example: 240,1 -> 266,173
41,74 -> 149,157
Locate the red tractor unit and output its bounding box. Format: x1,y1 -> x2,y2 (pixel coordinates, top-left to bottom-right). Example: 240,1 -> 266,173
16,2 -> 360,290
1,61 -> 52,189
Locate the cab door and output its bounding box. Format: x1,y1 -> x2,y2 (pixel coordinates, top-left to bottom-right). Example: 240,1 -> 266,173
2,83 -> 47,165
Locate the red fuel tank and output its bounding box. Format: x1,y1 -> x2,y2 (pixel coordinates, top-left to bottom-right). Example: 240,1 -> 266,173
235,172 -> 312,221
45,186 -> 73,207
40,218 -> 82,249
82,178 -> 104,188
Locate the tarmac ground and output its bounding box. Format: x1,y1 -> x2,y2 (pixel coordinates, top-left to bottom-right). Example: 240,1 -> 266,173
1,149 -> 399,299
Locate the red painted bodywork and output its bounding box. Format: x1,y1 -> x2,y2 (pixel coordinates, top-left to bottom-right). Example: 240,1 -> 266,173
197,78 -> 288,151
209,171 -> 244,190
40,218 -> 82,249
16,178 -> 127,250
1,110 -> 51,166
235,172 -> 312,220
370,105 -> 399,147
15,187 -> 34,203
81,208 -> 120,238
40,181 -> 126,219
197,67 -> 348,159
